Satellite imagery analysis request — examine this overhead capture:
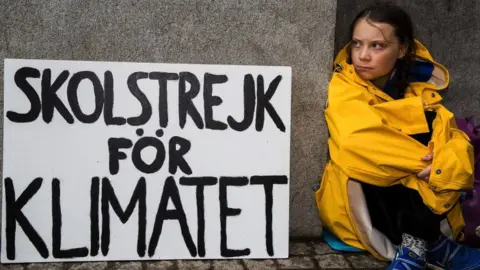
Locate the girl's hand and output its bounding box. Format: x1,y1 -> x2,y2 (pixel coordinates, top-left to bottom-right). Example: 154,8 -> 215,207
417,152 -> 433,181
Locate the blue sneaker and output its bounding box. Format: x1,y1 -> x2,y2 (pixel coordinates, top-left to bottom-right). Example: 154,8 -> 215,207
426,236 -> 480,270
387,246 -> 427,270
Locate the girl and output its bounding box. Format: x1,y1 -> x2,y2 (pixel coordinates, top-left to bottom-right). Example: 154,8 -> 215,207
315,3 -> 480,270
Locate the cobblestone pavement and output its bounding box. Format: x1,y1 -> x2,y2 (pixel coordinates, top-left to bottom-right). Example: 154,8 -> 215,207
0,240 -> 389,270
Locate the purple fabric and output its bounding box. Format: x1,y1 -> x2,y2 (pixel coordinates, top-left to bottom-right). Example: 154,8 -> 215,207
456,116 -> 480,247
456,116 -> 480,172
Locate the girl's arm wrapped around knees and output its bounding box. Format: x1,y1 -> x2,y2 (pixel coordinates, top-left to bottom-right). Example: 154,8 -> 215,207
325,73 -> 474,187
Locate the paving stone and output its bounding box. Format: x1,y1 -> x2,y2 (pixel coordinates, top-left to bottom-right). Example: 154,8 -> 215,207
277,256 -> 315,269
316,254 -> 351,269
111,262 -> 142,270
3,264 -> 24,270
346,254 -> 389,269
290,242 -> 312,255
176,260 -> 210,270
145,261 -> 176,270
2,248 -> 389,270
243,259 -> 276,270
313,241 -> 334,255
67,262 -> 108,270
27,263 -> 63,270
212,260 -> 244,270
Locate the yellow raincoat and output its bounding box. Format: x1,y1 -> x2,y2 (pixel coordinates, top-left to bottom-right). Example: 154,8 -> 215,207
315,40 -> 475,261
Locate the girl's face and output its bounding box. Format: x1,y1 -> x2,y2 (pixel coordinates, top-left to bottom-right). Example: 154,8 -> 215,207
351,18 -> 407,81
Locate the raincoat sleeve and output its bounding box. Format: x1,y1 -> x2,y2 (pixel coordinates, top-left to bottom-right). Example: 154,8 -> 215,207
428,121 -> 475,192
325,73 -> 432,186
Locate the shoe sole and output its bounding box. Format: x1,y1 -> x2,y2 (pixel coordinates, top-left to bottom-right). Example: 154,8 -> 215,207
427,263 -> 444,270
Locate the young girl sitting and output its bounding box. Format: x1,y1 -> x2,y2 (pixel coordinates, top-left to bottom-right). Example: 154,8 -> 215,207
315,3 -> 480,270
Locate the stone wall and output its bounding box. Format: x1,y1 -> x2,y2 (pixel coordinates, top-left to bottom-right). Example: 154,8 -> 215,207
0,0 -> 337,238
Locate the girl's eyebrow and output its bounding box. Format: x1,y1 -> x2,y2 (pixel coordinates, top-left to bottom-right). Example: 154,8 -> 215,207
352,37 -> 396,44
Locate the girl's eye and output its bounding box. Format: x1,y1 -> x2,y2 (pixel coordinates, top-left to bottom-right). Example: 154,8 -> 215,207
372,43 -> 385,49
351,40 -> 361,47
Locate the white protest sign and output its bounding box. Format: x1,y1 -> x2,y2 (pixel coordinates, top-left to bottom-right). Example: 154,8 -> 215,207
1,59 -> 291,263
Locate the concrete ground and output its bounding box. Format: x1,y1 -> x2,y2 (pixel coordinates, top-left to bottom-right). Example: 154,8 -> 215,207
0,240 -> 389,270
